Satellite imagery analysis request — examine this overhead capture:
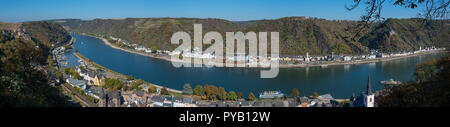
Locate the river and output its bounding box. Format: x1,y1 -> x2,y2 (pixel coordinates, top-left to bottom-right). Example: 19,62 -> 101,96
66,34 -> 445,98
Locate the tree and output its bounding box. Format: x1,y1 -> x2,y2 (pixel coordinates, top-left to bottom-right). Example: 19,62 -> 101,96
414,58 -> 438,83
205,85 -> 218,100
0,35 -> 70,107
126,75 -> 134,80
73,72 -> 81,80
378,55 -> 450,107
217,87 -> 227,100
161,87 -> 170,95
182,83 -> 193,95
193,85 -> 203,96
248,92 -> 256,101
150,45 -> 157,53
131,79 -> 143,90
63,68 -> 71,75
104,78 -> 123,91
312,92 -> 319,99
292,88 -> 300,98
203,84 -> 209,96
135,79 -> 143,85
148,85 -> 157,93
237,91 -> 243,99
227,91 -> 238,101
346,0 -> 449,40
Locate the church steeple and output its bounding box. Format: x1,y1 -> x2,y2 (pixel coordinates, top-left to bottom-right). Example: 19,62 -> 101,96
367,75 -> 372,95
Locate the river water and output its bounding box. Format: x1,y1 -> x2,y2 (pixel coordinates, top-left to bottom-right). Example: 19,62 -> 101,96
67,34 -> 444,98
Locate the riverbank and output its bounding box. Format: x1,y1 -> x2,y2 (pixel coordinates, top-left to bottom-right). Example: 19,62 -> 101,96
94,35 -> 177,64
278,50 -> 447,68
73,49 -> 182,94
90,34 -> 447,69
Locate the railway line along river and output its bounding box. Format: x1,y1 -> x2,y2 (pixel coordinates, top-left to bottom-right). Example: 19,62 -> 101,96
68,34 -> 445,98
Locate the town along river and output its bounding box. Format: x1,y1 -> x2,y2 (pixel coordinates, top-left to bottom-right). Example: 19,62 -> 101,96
70,34 -> 445,99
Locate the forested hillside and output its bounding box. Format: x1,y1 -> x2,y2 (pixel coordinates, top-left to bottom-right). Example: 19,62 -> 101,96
50,17 -> 448,55
0,22 -> 71,107
359,18 -> 449,52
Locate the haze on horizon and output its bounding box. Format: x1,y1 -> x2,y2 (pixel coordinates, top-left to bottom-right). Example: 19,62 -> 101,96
0,0 -> 424,22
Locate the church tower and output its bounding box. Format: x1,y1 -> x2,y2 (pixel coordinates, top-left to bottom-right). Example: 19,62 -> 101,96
365,76 -> 375,107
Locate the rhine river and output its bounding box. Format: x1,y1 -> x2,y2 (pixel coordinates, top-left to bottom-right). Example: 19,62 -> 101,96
67,34 -> 445,98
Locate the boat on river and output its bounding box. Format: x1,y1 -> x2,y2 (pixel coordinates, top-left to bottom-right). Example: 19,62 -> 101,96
259,91 -> 284,99
380,79 -> 402,88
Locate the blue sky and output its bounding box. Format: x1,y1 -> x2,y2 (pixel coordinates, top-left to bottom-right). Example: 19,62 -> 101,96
0,0 -> 423,22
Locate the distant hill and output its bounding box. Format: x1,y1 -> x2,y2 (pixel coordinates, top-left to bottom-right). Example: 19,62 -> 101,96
49,17 -> 448,55
243,17 -> 367,55
359,18 -> 449,52
49,18 -> 241,51
0,21 -> 71,48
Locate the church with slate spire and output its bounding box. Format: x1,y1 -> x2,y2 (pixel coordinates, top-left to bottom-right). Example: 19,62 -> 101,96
350,76 -> 375,107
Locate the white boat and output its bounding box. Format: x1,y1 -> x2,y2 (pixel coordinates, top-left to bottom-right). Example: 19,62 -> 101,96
259,91 -> 284,99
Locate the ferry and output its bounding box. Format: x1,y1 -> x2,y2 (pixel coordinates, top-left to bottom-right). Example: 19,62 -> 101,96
380,78 -> 402,85
259,91 -> 284,99
380,79 -> 402,88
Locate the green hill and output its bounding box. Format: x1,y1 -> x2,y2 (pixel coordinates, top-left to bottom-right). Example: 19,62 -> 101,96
49,17 -> 448,55
1,21 -> 71,48
359,18 -> 449,52
1,22 -> 71,107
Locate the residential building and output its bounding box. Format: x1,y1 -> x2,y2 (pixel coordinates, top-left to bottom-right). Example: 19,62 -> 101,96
93,74 -> 105,86
66,78 -> 87,90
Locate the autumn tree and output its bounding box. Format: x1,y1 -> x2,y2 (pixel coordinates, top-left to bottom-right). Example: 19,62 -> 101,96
161,87 -> 170,95
217,87 -> 227,100
237,91 -> 243,99
193,85 -> 203,96
248,92 -> 256,101
227,91 -> 238,101
292,88 -> 300,98
313,92 -> 319,99
148,85 -> 157,93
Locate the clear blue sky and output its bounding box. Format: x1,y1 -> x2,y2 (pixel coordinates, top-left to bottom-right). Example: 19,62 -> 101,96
0,0 -> 423,22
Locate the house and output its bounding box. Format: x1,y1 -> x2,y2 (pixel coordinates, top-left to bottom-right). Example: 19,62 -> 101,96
368,55 -> 376,59
109,91 -> 122,107
144,48 -> 152,53
77,68 -> 95,83
343,56 -> 352,61
85,86 -> 103,99
93,74 -> 105,86
66,78 -> 87,90
150,96 -> 165,107
98,89 -> 122,107
135,46 -> 146,51
282,57 -> 292,61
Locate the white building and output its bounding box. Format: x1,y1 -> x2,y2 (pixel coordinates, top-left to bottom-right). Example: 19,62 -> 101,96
144,48 -> 152,53
343,56 -> 352,61
368,55 -> 376,59
66,78 -> 87,90
349,76 -> 375,107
